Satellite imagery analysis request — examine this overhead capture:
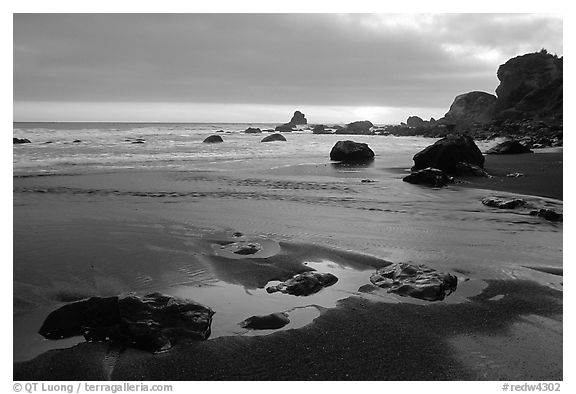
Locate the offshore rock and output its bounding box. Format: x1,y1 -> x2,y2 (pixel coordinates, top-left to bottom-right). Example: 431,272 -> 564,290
370,262 -> 458,302
330,140 -> 375,162
335,120 -> 374,135
443,91 -> 498,125
38,293 -> 214,353
261,133 -> 287,142
402,168 -> 454,187
13,137 -> 31,144
289,111 -> 307,125
275,124 -> 295,132
244,127 -> 262,134
266,272 -> 338,296
203,135 -> 224,143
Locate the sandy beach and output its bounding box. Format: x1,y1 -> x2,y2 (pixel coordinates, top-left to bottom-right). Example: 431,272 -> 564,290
13,143 -> 562,381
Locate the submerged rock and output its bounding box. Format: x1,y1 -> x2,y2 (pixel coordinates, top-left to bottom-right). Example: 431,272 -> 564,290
403,168 -> 454,187
485,140 -> 533,154
261,133 -> 287,142
482,197 -> 527,209
38,293 -> 214,353
221,241 -> 262,255
530,208 -> 563,222
239,312 -> 290,330
330,140 -> 375,162
203,135 -> 224,143
266,272 -> 338,296
370,263 -> 458,302
13,137 -> 31,144
412,134 -> 484,173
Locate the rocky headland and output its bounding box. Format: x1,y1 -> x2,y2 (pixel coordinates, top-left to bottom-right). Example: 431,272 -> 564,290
383,50 -> 562,148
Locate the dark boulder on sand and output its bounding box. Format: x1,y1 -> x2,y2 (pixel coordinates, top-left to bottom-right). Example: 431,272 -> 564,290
370,262 -> 458,302
485,140 -> 533,154
239,312 -> 290,330
38,293 -> 214,353
412,134 -> 484,173
330,140 -> 375,162
482,197 -> 527,209
530,208 -> 563,222
261,133 -> 287,142
244,127 -> 262,134
13,137 -> 31,144
203,135 -> 224,143
402,168 -> 454,187
266,272 -> 338,296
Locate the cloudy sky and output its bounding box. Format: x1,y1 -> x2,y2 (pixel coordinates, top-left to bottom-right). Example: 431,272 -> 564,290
13,13 -> 562,123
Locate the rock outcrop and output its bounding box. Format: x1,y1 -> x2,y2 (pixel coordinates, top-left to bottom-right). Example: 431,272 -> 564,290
443,91 -> 498,126
485,140 -> 533,154
370,262 -> 458,302
203,135 -> 224,143
39,293 -> 214,353
239,312 -> 290,330
261,133 -> 287,142
402,168 -> 454,187
289,111 -> 307,125
220,241 -> 262,255
266,272 -> 338,296
330,140 -> 375,163
406,116 -> 428,127
411,134 -> 484,173
495,50 -> 563,120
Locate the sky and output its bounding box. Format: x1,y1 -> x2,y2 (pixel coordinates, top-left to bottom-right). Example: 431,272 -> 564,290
13,13 -> 563,124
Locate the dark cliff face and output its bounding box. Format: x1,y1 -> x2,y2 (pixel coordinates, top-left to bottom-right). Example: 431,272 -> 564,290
495,51 -> 563,120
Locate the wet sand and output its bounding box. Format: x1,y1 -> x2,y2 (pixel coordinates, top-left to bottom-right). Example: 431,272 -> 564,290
13,148 -> 562,381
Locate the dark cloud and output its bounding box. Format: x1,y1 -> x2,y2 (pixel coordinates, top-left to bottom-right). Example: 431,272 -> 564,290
14,14 -> 562,110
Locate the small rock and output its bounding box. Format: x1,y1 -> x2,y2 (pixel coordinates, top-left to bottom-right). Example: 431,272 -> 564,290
530,209 -> 562,222
370,262 -> 457,302
239,312 -> 290,330
403,168 -> 454,187
266,272 -> 338,296
361,179 -> 375,183
506,172 -> 525,177
482,197 -> 527,209
485,140 -> 533,154
221,242 -> 262,255
13,137 -> 31,144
